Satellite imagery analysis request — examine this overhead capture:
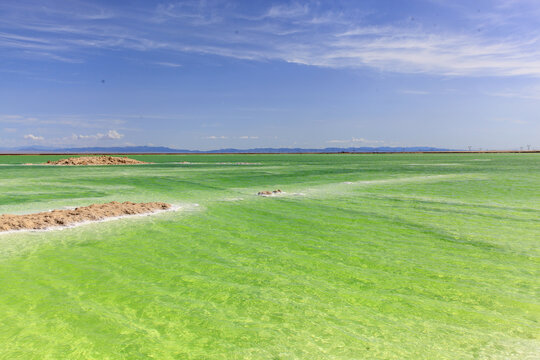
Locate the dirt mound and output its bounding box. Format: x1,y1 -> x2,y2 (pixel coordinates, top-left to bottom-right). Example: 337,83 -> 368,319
44,156 -> 150,165
217,162 -> 262,165
0,201 -> 171,232
257,189 -> 282,196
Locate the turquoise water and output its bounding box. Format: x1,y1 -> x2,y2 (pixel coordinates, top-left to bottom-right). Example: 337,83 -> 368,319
0,154 -> 539,359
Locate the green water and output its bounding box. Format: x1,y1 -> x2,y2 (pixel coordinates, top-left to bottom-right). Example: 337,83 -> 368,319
0,154 -> 538,359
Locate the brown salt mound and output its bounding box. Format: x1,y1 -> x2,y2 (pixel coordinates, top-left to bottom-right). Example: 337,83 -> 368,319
0,201 -> 171,232
44,155 -> 150,166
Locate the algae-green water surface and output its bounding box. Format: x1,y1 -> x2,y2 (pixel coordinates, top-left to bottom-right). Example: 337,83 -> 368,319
0,154 -> 538,359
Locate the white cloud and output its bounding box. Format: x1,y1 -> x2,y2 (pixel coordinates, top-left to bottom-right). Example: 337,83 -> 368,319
204,135 -> 227,139
72,130 -> 124,140
106,129 -> 123,139
239,136 -> 259,139
24,134 -> 44,141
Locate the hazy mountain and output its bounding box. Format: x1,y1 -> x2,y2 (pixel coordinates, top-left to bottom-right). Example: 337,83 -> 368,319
1,146 -> 458,153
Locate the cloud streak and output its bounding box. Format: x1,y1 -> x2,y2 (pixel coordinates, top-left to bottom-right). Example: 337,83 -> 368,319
0,1 -> 539,77
487,84 -> 540,101
327,138 -> 385,145
154,62 -> 182,68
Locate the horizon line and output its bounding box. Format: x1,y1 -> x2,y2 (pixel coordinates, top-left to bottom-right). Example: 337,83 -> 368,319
1,151 -> 539,156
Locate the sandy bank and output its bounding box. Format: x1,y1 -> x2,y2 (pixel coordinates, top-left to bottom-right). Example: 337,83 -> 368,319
0,201 -> 171,232
39,155 -> 150,165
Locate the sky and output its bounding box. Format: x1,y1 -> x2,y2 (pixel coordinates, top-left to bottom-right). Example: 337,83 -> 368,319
1,0 -> 539,150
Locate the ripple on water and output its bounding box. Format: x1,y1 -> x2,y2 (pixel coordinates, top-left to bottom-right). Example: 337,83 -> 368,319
0,154 -> 537,359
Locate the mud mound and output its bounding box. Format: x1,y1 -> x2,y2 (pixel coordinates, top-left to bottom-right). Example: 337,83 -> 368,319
257,189 -> 282,196
0,201 -> 171,232
217,162 -> 262,165
44,156 -> 150,165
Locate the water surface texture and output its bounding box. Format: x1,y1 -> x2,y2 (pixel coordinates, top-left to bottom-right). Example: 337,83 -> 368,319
1,154 -> 539,359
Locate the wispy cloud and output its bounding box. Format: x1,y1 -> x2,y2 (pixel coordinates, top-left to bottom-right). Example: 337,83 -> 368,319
0,114 -> 39,124
154,1 -> 224,25
327,138 -> 385,145
265,3 -> 310,19
1,1 -> 539,77
487,85 -> 540,100
399,89 -> 430,95
154,61 -> 182,68
0,114 -> 129,128
204,135 -> 259,140
491,118 -> 528,125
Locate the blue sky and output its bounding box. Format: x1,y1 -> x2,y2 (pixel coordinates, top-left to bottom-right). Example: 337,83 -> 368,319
1,0 -> 539,150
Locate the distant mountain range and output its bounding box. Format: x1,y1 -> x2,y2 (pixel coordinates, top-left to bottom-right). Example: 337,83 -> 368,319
0,145 -> 458,153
